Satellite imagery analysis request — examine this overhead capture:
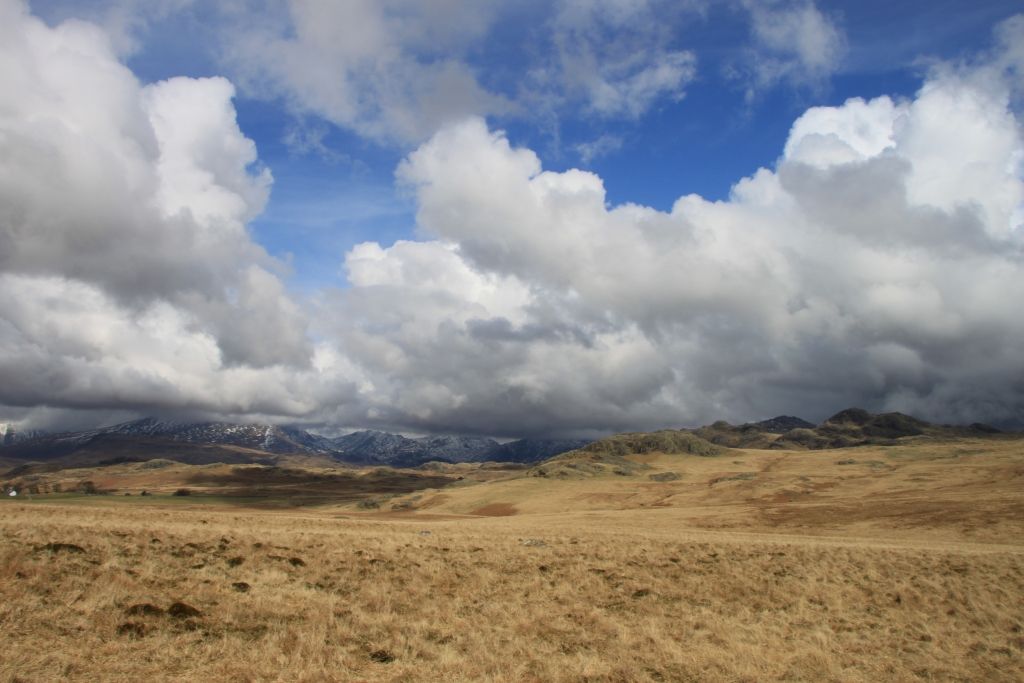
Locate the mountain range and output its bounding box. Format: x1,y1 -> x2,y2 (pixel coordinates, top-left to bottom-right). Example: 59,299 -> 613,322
0,418 -> 590,468
3,409 -> 1007,473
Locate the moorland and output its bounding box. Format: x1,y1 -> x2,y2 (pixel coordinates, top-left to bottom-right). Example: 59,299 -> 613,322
1,411 -> 1022,681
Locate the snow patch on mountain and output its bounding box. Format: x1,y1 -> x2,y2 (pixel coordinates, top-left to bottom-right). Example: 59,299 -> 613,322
1,417 -> 590,466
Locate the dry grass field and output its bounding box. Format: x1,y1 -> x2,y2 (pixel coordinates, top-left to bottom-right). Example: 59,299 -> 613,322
1,436 -> 1022,681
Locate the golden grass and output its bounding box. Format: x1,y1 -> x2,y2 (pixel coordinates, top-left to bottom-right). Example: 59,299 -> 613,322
1,437 -> 1022,681
405,437 -> 1024,544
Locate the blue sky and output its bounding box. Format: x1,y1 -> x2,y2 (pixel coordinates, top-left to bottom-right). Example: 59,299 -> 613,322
3,0 -> 1024,435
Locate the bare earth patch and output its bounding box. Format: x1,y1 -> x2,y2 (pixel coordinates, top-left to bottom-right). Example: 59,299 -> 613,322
471,502 -> 518,516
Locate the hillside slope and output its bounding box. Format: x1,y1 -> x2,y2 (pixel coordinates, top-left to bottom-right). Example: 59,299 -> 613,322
379,431 -> 1024,544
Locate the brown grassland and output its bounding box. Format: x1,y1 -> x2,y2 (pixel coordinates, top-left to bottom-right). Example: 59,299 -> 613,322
1,436 -> 1023,681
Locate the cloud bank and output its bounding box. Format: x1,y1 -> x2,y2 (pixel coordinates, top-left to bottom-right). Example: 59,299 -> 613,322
0,1 -> 353,427
321,15 -> 1023,434
2,2 -> 1023,435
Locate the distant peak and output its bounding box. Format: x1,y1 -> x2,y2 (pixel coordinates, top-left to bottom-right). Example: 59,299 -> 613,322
824,408 -> 873,426
748,416 -> 815,433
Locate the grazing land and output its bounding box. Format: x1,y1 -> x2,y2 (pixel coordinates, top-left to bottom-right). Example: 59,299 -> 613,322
1,436 -> 1023,681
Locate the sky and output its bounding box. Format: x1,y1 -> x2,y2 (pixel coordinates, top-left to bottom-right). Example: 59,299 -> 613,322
1,0 -> 1023,437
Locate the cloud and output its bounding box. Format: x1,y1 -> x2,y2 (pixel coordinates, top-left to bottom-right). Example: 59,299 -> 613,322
28,0 -> 841,152
3,1 -> 1023,437
18,0 -> 197,56
0,273 -> 328,415
735,0 -> 846,98
575,134 -> 625,164
525,0 -> 700,121
325,15 -> 1024,434
217,0 -> 511,144
0,1 -> 326,418
211,0 -> 704,145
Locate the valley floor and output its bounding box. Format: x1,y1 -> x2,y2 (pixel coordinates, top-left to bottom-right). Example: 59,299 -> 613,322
1,439 -> 1022,681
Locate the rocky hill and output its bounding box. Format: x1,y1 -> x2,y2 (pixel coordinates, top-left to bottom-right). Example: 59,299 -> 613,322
693,410 -> 1007,451
527,410 -> 1016,477
749,415 -> 816,432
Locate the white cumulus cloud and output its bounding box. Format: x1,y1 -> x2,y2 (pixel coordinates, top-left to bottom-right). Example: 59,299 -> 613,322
0,1 -> 337,423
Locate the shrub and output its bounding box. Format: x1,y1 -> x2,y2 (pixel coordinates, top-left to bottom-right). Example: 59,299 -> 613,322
172,488 -> 191,497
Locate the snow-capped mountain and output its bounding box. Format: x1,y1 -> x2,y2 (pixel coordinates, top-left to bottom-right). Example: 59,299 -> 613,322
328,431 -> 504,466
331,430 -> 425,466
329,431 -> 588,465
104,418 -> 339,455
0,417 -> 590,467
412,435 -> 502,462
0,423 -> 48,446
